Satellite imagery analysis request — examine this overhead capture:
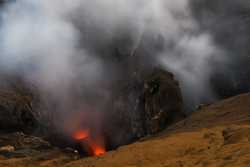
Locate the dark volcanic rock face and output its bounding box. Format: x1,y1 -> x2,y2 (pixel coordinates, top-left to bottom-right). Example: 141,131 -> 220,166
143,69 -> 184,133
0,69 -> 184,150
105,69 -> 184,148
0,75 -> 39,133
0,91 -> 36,132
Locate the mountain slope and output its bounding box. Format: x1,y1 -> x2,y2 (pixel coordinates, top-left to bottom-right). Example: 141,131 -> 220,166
0,93 -> 250,167
65,93 -> 250,167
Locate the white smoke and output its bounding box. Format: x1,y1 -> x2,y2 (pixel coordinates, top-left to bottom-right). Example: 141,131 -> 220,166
0,0 -> 224,130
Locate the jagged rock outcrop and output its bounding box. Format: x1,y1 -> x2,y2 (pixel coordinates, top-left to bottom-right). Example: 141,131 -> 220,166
105,68 -> 185,148
0,69 -> 185,149
0,90 -> 37,132
0,75 -> 39,133
0,132 -> 78,164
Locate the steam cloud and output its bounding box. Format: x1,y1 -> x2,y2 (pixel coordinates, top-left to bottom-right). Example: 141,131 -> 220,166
190,0 -> 250,98
0,0 -> 249,136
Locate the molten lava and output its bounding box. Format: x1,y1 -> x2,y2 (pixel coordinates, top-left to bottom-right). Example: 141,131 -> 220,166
73,129 -> 106,156
73,129 -> 89,140
91,143 -> 106,156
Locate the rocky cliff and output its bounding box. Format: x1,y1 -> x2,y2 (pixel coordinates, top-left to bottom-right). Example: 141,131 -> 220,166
0,69 -> 185,151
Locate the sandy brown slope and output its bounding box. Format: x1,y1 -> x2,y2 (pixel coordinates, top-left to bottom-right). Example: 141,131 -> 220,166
65,93 -> 250,167
1,93 -> 250,167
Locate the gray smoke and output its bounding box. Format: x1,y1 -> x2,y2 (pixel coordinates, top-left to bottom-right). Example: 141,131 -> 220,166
190,0 -> 250,98
0,0 -> 248,136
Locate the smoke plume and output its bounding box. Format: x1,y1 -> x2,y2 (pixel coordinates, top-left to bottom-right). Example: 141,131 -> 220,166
190,0 -> 250,98
0,0 -> 249,137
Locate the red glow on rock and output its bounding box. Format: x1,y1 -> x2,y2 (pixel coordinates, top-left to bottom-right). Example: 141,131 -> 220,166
73,129 -> 89,140
73,129 -> 106,156
92,144 -> 106,156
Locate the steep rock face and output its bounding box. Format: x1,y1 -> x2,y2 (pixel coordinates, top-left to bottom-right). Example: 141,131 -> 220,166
0,75 -> 38,133
0,69 -> 184,150
143,69 -> 184,134
105,69 -> 185,148
0,91 -> 36,132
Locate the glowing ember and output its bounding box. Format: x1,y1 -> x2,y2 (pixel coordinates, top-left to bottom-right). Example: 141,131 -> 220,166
73,129 -> 89,140
73,129 -> 106,156
91,144 -> 106,156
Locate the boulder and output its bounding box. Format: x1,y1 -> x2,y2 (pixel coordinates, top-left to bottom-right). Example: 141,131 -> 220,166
105,68 -> 185,148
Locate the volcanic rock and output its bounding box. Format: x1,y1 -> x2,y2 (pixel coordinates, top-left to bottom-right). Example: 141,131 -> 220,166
0,132 -> 78,165
0,145 -> 15,153
105,68 -> 185,148
0,86 -> 38,133
0,72 -> 45,134
65,93 -> 250,167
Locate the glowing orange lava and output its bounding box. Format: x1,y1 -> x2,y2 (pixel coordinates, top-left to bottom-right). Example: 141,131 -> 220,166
91,144 -> 106,156
73,129 -> 89,140
73,129 -> 106,156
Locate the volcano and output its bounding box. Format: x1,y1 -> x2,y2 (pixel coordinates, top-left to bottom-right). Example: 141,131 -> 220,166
0,0 -> 249,166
